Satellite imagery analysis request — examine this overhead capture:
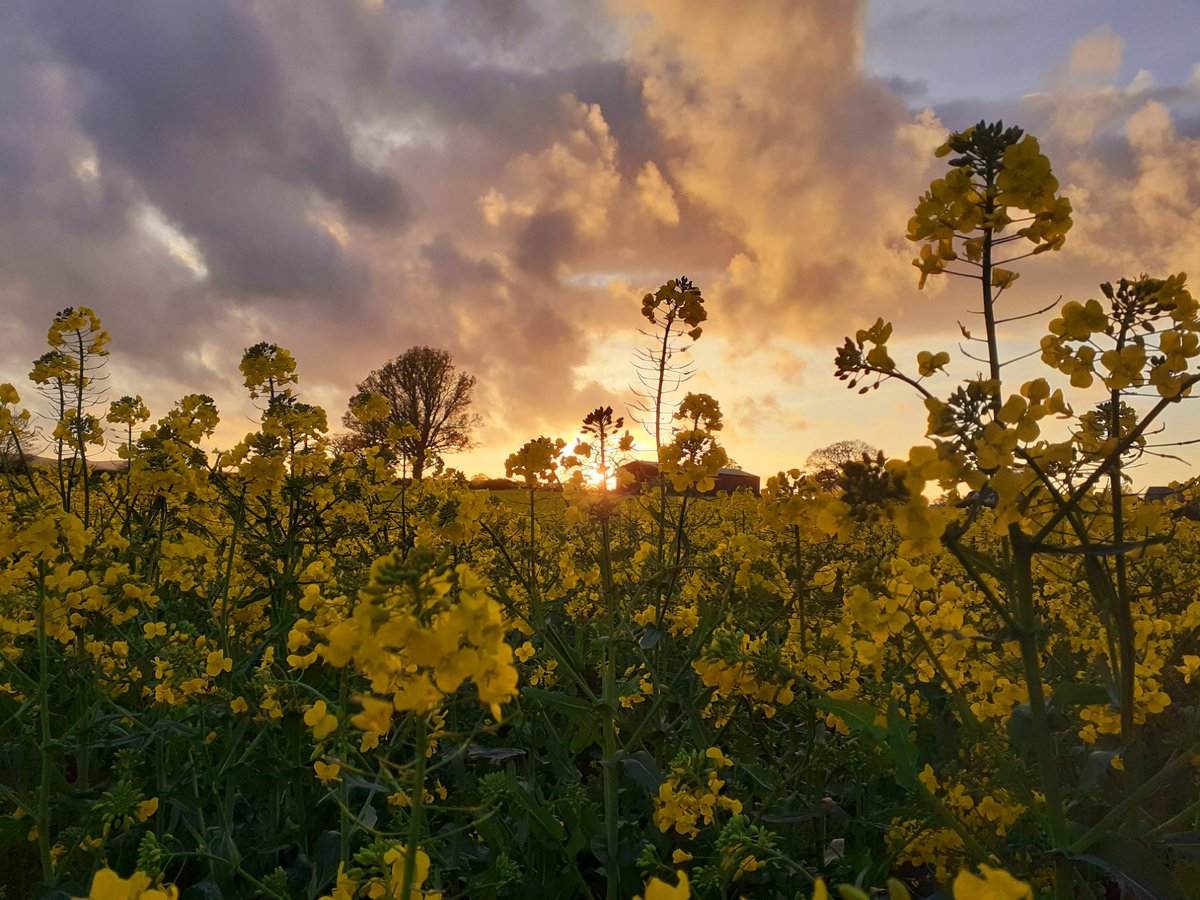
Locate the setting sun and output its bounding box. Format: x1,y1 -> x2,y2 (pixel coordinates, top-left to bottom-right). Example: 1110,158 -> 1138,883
582,464 -> 618,491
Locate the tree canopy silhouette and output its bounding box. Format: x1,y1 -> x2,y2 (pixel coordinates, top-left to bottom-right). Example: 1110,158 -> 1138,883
805,438 -> 881,492
342,346 -> 480,480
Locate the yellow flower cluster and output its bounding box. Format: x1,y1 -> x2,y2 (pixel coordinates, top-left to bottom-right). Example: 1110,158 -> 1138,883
74,868 -> 177,900
238,341 -> 298,399
321,845 -> 442,900
319,549 -> 519,724
953,865 -> 1033,899
909,127 -> 1071,290
505,435 -> 568,486
634,869 -> 690,900
1042,275 -> 1199,396
653,747 -> 742,838
693,632 -> 795,724
658,393 -> 728,493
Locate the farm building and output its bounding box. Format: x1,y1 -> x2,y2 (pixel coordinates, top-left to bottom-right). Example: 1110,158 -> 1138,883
616,459 -> 760,496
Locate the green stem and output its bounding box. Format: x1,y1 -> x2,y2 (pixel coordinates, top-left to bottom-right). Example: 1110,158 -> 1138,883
978,190 -> 1069,894
339,669 -> 351,866
1107,390 -> 1144,798
792,525 -> 807,655
1011,533 -> 1072,900
599,510 -> 621,900
1144,795 -> 1200,842
56,381 -> 67,511
980,205 -> 1002,413
1069,744 -> 1198,853
35,562 -> 54,885
171,849 -> 290,899
400,713 -> 429,900
528,486 -> 542,628
76,331 -> 90,528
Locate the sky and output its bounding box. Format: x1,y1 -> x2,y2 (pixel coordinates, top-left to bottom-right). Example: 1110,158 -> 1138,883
2,0 -> 1200,487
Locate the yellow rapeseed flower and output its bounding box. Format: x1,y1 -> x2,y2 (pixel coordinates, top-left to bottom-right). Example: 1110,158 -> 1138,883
304,699 -> 338,741
205,650 -> 231,677
75,868 -> 178,900
952,865 -> 1033,899
314,760 -> 342,784
635,870 -> 689,900
136,798 -> 159,822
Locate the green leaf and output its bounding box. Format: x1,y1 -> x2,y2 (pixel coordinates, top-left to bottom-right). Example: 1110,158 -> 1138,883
1073,834 -> 1185,900
523,686 -> 602,752
569,722 -> 599,754
0,815 -> 32,842
762,798 -> 850,826
1049,681 -> 1113,715
639,627 -> 663,649
811,697 -> 885,743
310,829 -> 342,893
622,750 -> 664,794
521,686 -> 594,714
561,795 -> 602,859
513,785 -> 566,842
204,826 -> 241,866
341,772 -> 389,792
1155,831 -> 1200,859
468,746 -> 527,763
887,702 -> 919,791
1007,703 -> 1033,752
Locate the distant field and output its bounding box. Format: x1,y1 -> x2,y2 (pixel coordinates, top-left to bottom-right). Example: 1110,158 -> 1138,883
485,487 -> 569,518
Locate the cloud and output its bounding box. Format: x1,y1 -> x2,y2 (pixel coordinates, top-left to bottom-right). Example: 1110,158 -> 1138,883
1,1 -> 1199,486
1062,101 -> 1200,280
513,210 -> 579,280
420,232 -> 502,291
289,100 -> 411,227
33,2 -> 404,305
635,161 -> 679,226
617,0 -> 946,343
482,96 -> 622,240
1065,25 -> 1124,84
995,31 -> 1200,287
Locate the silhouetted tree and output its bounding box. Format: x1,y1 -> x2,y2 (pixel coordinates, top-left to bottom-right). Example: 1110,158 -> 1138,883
342,347 -> 480,480
805,438 -> 880,492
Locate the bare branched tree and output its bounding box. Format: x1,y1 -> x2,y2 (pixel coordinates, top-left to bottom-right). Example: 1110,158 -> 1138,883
342,347 -> 481,480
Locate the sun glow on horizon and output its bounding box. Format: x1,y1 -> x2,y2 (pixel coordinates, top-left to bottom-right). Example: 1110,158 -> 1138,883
582,465 -> 618,490
562,430 -> 621,491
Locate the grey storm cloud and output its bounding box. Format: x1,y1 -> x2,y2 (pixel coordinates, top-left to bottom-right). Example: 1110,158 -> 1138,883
400,59 -> 655,168
420,233 -> 501,291
25,0 -> 402,303
514,210 -> 579,281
